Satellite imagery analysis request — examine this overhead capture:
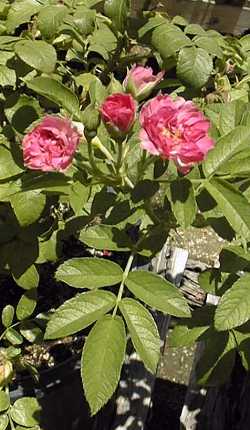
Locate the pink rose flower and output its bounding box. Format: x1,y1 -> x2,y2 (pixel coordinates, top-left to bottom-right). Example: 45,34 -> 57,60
22,116 -> 81,172
139,95 -> 215,174
124,65 -> 164,101
100,93 -> 137,134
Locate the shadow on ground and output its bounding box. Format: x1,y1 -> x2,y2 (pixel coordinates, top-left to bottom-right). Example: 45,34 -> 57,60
146,378 -> 187,430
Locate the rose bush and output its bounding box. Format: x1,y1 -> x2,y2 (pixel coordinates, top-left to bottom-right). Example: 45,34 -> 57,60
0,0 -> 250,427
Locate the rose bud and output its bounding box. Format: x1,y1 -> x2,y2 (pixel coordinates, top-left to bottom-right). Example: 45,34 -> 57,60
22,116 -> 82,172
81,104 -> 100,132
100,93 -> 137,135
139,94 -> 215,174
124,65 -> 164,101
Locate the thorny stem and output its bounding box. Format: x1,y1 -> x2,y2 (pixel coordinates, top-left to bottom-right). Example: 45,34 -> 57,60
112,253 -> 135,317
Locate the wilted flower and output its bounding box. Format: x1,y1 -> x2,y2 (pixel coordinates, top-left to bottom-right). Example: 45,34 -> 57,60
100,93 -> 137,134
139,94 -> 215,173
22,116 -> 82,172
0,349 -> 13,387
124,65 -> 164,101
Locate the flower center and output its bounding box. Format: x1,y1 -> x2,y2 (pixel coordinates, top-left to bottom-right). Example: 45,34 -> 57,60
161,127 -> 182,141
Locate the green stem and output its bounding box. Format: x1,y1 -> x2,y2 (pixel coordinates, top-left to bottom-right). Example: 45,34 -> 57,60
112,253 -> 135,317
8,413 -> 15,430
116,142 -> 124,175
190,178 -> 206,184
0,322 -> 20,342
87,140 -> 115,181
91,136 -> 114,162
124,175 -> 134,189
137,153 -> 157,182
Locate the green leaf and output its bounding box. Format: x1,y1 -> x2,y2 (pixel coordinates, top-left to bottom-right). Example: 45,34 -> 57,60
196,330 -> 236,386
6,0 -> 43,33
104,0 -> 131,33
198,269 -> 222,294
168,307 -> 214,347
0,414 -> 8,430
2,305 -> 14,328
205,179 -> 250,239
82,0 -> 103,6
240,34 -> 250,51
15,427 -> 39,430
26,77 -> 80,119
0,393 -> 10,412
15,40 -> 57,73
89,77 -> 108,106
219,246 -> 250,273
45,290 -> 116,339
56,257 -> 123,289
16,289 -> 37,321
11,191 -> 46,227
69,181 -> 90,215
125,271 -> 190,317
19,321 -> 43,343
177,46 -> 213,89
0,52 -> 15,66
5,93 -> 42,134
203,126 -> 250,177
5,328 -> 23,345
170,178 -> 197,228
215,274 -> 250,331
89,23 -> 117,60
193,35 -> 223,58
91,187 -> 116,216
38,5 -> 68,39
81,315 -> 126,415
6,347 -> 21,360
71,6 -> 95,36
6,237 -> 38,279
0,36 -> 20,49
119,298 -> 160,373
10,397 -> 41,427
169,324 -> 206,348
37,231 -> 62,263
13,265 -> 39,290
0,146 -> 23,180
138,15 -> 166,38
81,104 -> 100,131
0,65 -> 16,88
79,224 -> 131,251
131,180 -> 159,203
220,155 -> 250,176
233,321 -> 250,371
217,101 -> 245,136
152,23 -> 192,59
185,24 -> 206,35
